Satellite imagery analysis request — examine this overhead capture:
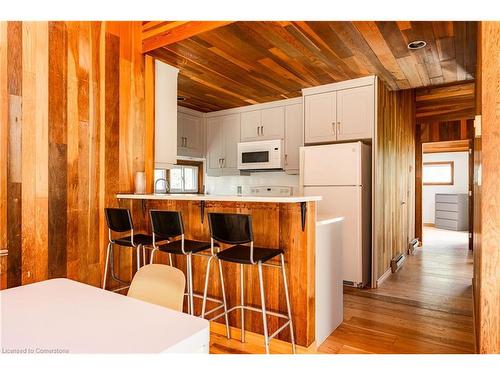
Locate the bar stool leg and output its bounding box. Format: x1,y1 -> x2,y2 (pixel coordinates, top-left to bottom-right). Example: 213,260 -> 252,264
240,263 -> 245,343
201,256 -> 214,318
188,253 -> 195,315
169,253 -> 173,266
218,258 -> 231,339
136,245 -> 141,272
185,255 -> 191,315
102,242 -> 111,289
142,246 -> 147,266
149,248 -> 156,264
257,261 -> 270,354
280,254 -> 296,354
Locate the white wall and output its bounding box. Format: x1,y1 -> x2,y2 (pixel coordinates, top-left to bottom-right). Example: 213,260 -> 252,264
205,172 -> 299,196
422,151 -> 469,223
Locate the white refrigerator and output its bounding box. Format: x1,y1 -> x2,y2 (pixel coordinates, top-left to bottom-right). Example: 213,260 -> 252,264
300,141 -> 372,287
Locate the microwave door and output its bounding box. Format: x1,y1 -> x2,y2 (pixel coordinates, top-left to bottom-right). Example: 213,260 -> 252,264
241,150 -> 270,165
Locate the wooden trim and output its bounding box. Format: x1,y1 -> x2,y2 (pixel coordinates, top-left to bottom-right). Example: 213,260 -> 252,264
142,21 -> 234,54
423,161 -> 455,186
423,223 -> 435,227
422,139 -> 470,153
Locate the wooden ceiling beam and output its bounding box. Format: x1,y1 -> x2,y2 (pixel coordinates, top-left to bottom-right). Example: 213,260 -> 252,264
142,21 -> 234,53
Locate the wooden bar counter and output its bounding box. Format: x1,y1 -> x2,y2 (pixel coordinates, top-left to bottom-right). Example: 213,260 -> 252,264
116,193 -> 321,347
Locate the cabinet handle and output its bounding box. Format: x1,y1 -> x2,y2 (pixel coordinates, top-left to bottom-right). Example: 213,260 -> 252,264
261,126 -> 264,136
257,126 -> 260,136
218,158 -> 222,168
337,122 -> 341,135
222,158 -> 225,168
184,137 -> 188,147
332,122 -> 336,134
285,154 -> 288,166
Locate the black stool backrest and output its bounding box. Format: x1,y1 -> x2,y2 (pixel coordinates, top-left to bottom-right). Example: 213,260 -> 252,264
208,213 -> 253,245
150,210 -> 184,238
105,208 -> 133,232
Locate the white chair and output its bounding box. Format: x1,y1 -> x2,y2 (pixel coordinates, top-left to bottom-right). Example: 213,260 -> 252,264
127,264 -> 186,312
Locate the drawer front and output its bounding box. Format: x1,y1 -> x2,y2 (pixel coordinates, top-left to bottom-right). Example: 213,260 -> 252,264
435,210 -> 459,221
436,202 -> 459,212
435,194 -> 459,203
435,218 -> 459,230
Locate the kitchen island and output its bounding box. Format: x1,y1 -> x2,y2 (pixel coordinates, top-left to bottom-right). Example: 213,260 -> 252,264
116,193 -> 321,348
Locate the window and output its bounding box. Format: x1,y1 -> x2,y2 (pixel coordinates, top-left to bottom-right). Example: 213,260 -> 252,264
423,161 -> 454,185
169,165 -> 199,193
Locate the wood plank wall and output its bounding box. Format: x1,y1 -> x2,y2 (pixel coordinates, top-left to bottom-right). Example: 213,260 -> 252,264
374,79 -> 416,284
475,21 -> 500,354
415,81 -> 475,123
0,21 -> 146,290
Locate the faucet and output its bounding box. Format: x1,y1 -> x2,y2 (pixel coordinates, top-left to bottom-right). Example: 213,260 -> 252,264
154,178 -> 169,194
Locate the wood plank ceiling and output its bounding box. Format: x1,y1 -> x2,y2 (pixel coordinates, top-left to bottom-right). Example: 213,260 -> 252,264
146,21 -> 477,112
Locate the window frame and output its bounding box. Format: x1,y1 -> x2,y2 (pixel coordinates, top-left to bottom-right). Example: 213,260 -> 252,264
423,161 -> 455,186
168,165 -> 199,193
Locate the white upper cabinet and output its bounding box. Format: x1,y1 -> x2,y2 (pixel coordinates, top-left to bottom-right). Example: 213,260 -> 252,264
178,111 -> 203,158
240,110 -> 261,141
261,106 -> 284,140
304,91 -> 337,144
155,60 -> 179,169
336,85 -> 374,141
221,114 -> 241,174
284,103 -> 303,173
303,76 -> 376,144
240,106 -> 284,142
206,114 -> 241,176
206,117 -> 223,176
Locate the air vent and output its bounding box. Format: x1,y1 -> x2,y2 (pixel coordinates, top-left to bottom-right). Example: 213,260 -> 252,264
407,40 -> 427,50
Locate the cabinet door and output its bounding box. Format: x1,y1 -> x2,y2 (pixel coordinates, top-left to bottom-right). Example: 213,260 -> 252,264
222,114 -> 241,175
284,103 -> 303,173
304,91 -> 336,144
206,117 -> 223,176
261,106 -> 284,140
183,113 -> 203,157
240,110 -> 261,142
336,85 -> 374,141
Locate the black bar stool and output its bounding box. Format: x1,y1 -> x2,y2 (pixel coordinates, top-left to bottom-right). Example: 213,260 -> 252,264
205,212 -> 295,354
103,208 -> 159,292
149,209 -> 229,324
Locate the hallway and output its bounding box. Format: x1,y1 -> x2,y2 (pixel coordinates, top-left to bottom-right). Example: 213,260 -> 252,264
318,226 -> 474,354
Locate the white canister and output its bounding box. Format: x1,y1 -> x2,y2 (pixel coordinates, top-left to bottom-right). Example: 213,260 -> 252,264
134,171 -> 146,194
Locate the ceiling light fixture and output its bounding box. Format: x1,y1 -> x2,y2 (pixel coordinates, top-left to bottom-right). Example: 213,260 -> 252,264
407,40 -> 427,50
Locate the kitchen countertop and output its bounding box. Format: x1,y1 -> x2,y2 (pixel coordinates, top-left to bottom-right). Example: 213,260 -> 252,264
316,215 -> 345,226
116,193 -> 322,203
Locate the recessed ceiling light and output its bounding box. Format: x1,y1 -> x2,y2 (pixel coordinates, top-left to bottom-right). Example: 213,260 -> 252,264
407,40 -> 427,50
177,96 -> 186,101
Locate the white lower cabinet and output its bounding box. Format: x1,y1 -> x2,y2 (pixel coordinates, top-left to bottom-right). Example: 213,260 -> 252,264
206,114 -> 241,176
284,103 -> 303,173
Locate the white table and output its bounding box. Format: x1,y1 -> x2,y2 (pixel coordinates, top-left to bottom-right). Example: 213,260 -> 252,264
0,278 -> 209,353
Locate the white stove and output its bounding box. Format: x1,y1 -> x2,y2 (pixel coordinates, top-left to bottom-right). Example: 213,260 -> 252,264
248,186 -> 293,197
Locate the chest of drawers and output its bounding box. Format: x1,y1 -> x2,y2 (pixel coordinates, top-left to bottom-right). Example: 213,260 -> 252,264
435,193 -> 468,231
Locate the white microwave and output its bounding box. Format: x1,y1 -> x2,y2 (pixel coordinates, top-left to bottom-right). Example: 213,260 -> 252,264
237,139 -> 284,171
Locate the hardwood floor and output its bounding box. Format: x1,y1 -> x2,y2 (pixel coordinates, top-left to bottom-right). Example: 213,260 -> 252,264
210,227 -> 474,354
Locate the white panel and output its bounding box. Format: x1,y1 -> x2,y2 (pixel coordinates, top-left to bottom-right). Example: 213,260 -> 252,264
155,60 -> 179,169
304,186 -> 362,283
315,220 -> 343,345
284,103 -> 303,172
206,117 -> 223,176
222,114 -> 241,172
302,143 -> 361,186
